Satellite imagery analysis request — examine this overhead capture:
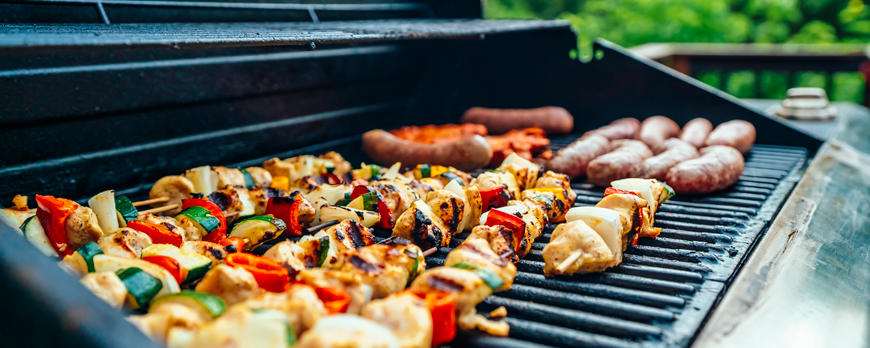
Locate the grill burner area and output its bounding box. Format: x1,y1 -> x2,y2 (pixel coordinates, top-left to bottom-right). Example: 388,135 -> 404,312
402,137 -> 806,348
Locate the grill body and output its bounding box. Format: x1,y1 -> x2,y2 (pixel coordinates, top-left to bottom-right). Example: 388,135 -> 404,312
0,2 -> 825,348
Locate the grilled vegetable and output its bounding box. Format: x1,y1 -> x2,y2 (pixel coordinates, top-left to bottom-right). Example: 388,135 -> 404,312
88,190 -> 120,234
228,215 -> 286,250
175,206 -> 220,237
35,195 -> 79,257
483,209 -> 525,253
319,205 -> 380,228
238,168 -> 255,189
127,220 -> 183,247
349,186 -> 394,229
21,216 -> 58,257
143,255 -> 186,285
141,244 -> 212,284
77,242 -> 104,273
450,262 -> 504,291
225,252 -> 289,293
149,290 -> 227,319
265,196 -> 302,237
114,195 -> 139,228
93,254 -> 180,297
116,267 -> 163,309
185,166 -> 218,196
181,199 -> 227,243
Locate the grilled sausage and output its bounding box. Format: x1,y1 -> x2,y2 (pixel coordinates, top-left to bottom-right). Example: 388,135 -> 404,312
545,134 -> 611,178
362,129 -> 492,172
461,106 -> 574,134
637,116 -> 680,149
679,118 -> 712,148
665,146 -> 744,193
583,117 -> 641,140
705,120 -> 756,154
631,138 -> 699,181
586,140 -> 653,186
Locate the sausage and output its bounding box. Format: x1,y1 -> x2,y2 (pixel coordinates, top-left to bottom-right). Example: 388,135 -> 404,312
705,120 -> 756,154
586,139 -> 653,186
362,129 -> 492,172
461,106 -> 574,135
545,134 -> 610,178
630,138 -> 699,181
583,117 -> 641,140
679,118 -> 712,148
665,146 -> 744,194
637,116 -> 680,149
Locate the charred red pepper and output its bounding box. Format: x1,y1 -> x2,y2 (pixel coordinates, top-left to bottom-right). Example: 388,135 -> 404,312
484,209 -> 526,252
413,291 -> 457,346
480,186 -> 510,211
265,195 -> 302,236
225,252 -> 289,292
219,237 -> 245,252
143,255 -> 187,284
35,195 -> 79,257
182,198 -> 227,243
604,187 -> 639,197
321,173 -> 342,185
314,286 -> 351,314
127,220 -> 183,247
350,186 -> 393,229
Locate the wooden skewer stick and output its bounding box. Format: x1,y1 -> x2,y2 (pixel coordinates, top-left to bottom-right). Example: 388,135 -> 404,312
132,196 -> 170,207
556,250 -> 584,274
225,211 -> 240,218
422,247 -> 437,257
137,204 -> 180,216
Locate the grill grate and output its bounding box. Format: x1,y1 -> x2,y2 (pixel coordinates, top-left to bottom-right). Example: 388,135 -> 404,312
428,136 -> 808,348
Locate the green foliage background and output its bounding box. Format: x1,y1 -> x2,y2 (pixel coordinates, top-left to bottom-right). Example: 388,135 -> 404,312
485,0 -> 870,103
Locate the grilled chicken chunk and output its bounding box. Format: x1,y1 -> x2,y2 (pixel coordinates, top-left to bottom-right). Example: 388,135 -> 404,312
289,175 -> 325,194
522,190 -> 570,222
466,225 -> 518,263
332,243 -> 425,299
497,163 -> 539,192
361,291 -> 432,348
393,200 -> 450,250
458,184 -> 483,232
410,267 -> 509,337
409,180 -> 436,200
444,237 -> 516,291
139,213 -> 201,241
213,166 -> 247,189
473,172 -> 519,200
236,284 -> 327,336
325,219 -> 376,255
319,151 -> 354,178
296,268 -> 370,315
508,199 -> 546,240
565,206 -> 624,266
149,175 -> 195,215
65,206 -> 103,251
595,193 -> 647,248
543,220 -> 614,276
535,171 -> 577,206
244,166 -> 273,188
128,302 -> 208,344
181,241 -> 232,266
195,264 -> 260,306
98,228 -> 153,259
80,272 -> 127,309
263,238 -> 324,277
370,180 -> 415,218
425,189 -> 465,237
296,315 -> 401,348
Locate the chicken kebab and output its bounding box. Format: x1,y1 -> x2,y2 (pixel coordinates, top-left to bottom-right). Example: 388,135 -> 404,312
542,178 -> 674,276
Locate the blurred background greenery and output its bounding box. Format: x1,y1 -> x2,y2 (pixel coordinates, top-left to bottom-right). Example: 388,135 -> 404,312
484,0 -> 870,103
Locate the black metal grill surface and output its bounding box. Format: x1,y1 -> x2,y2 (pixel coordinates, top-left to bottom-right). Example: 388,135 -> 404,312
422,136 -> 807,348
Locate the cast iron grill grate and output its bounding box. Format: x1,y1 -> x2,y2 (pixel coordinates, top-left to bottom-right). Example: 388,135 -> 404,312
421,136 -> 808,348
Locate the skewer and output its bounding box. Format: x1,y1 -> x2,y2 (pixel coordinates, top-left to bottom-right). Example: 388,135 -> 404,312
137,204 -> 179,216
132,196 -> 169,207
421,247 -> 437,257
307,220 -> 339,234
225,211 -> 240,218
555,250 -> 584,274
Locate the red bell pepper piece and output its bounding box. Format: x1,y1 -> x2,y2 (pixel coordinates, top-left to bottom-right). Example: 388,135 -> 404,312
414,291 -> 457,346
127,220 -> 183,247
182,198 -> 226,243
485,209 -> 525,252
35,195 -> 79,257
321,173 -> 342,185
265,195 -> 302,236
604,187 -> 639,197
219,237 -> 245,252
226,252 -> 289,292
142,255 -> 187,284
480,186 -> 509,211
350,186 -> 393,229
314,286 -> 351,314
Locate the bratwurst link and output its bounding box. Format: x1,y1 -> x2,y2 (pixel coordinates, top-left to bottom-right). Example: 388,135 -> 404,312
545,134 -> 611,179
461,106 -> 574,135
705,120 -> 756,154
665,146 -> 744,194
679,118 -> 713,148
637,116 -> 680,149
631,138 -> 699,181
362,129 -> 493,171
586,139 -> 653,186
583,118 -> 641,141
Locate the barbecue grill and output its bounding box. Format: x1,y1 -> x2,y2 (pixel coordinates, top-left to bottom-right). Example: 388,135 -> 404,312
2,1 -> 868,348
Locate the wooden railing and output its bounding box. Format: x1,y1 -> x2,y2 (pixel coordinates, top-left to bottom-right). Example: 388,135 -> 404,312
629,43 -> 870,106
